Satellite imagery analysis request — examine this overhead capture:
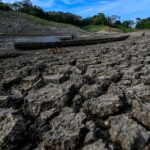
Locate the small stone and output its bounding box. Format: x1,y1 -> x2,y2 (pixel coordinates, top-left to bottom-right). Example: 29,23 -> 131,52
104,120 -> 111,128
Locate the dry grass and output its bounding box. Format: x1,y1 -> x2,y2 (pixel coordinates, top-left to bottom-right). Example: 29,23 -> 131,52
48,47 -> 65,54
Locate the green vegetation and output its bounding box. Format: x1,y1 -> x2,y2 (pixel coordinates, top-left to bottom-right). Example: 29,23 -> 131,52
16,12 -> 73,28
0,1 -> 12,11
1,0 -> 149,32
47,12 -> 81,26
81,13 -> 110,27
5,0 -> 82,26
116,25 -> 137,33
136,18 -> 150,29
83,25 -> 111,31
83,25 -> 137,33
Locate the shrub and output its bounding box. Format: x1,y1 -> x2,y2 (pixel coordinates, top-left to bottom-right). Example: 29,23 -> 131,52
0,2 -> 12,11
136,18 -> 150,29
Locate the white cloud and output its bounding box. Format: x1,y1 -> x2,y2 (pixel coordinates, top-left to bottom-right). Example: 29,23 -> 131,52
2,0 -> 14,3
3,0 -> 55,8
72,0 -> 150,20
61,0 -> 84,4
32,0 -> 55,8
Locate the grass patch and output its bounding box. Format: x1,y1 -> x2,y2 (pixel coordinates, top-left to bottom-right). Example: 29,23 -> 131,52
83,25 -> 111,31
82,25 -> 122,32
116,25 -> 137,33
82,24 -> 137,33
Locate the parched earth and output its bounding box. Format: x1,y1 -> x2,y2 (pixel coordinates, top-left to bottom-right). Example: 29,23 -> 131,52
0,32 -> 150,150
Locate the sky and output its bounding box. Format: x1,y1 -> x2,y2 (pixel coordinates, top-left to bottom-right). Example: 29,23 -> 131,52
3,0 -> 150,20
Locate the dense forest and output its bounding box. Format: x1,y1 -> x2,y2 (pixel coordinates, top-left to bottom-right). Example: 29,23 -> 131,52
0,0 -> 150,30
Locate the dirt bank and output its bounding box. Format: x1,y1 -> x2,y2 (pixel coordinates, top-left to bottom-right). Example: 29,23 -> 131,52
0,11 -> 85,36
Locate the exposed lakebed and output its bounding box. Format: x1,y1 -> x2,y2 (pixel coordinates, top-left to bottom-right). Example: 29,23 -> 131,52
0,32 -> 150,150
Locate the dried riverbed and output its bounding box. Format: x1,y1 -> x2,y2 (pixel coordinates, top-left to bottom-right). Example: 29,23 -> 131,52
0,32 -> 150,150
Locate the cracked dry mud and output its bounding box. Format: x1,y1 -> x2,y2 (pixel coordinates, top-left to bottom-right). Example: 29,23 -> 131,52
0,32 -> 150,150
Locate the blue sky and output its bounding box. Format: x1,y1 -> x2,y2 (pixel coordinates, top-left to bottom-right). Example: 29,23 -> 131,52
3,0 -> 150,20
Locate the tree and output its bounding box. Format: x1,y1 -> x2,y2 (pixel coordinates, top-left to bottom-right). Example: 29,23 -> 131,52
97,13 -> 109,25
48,11 -> 82,26
81,12 -> 109,26
122,20 -> 134,28
22,0 -> 32,7
11,0 -> 32,11
115,20 -> 122,25
109,15 -> 120,24
0,1 -> 12,11
11,1 -> 22,10
136,17 -> 150,29
128,20 -> 134,28
136,18 -> 141,24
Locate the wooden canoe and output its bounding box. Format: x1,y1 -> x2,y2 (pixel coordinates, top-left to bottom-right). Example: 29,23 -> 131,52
14,35 -> 129,50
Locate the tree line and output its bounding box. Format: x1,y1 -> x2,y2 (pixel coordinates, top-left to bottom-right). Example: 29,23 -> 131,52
0,0 -> 150,29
